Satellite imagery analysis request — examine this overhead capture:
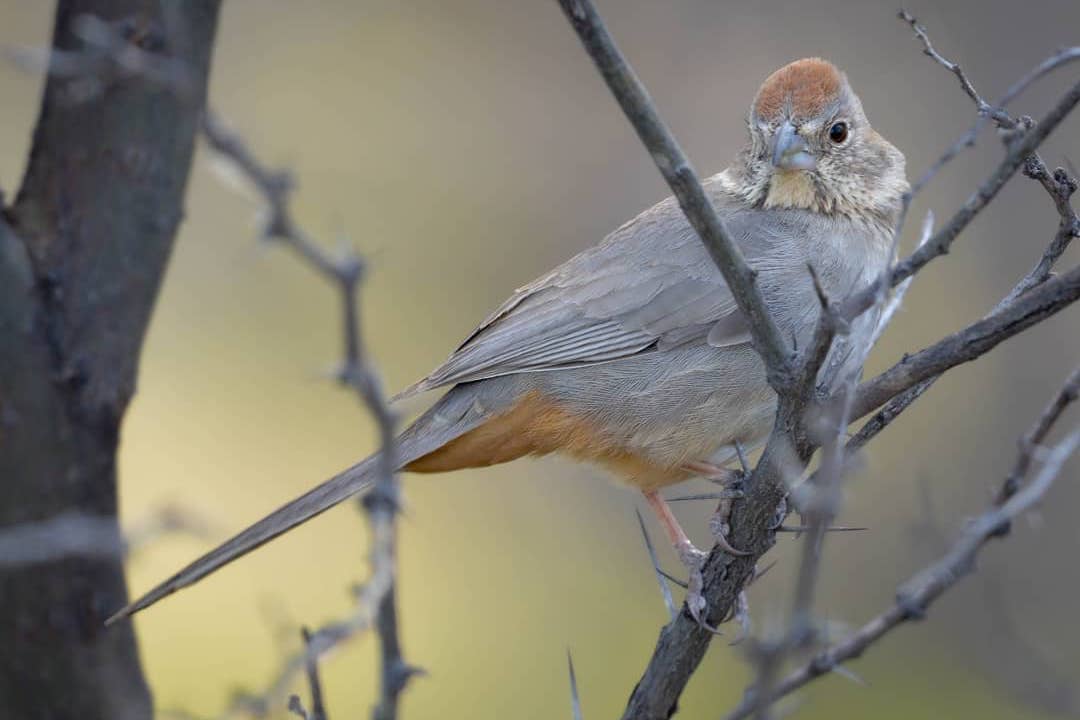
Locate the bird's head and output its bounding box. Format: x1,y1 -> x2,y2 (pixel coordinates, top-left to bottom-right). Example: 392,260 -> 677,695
725,58 -> 907,225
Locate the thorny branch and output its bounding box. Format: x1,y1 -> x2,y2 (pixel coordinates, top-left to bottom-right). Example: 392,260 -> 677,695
748,209 -> 934,719
200,114 -> 416,718
735,13 -> 1080,717
549,4 -> 1080,718
724,369 -> 1080,719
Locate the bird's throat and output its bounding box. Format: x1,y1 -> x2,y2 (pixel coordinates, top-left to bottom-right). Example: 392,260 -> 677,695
764,170 -> 818,212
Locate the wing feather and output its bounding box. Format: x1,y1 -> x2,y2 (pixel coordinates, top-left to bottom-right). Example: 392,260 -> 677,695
392,179 -> 757,401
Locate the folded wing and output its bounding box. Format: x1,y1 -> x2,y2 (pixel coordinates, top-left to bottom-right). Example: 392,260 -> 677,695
395,189 -> 754,401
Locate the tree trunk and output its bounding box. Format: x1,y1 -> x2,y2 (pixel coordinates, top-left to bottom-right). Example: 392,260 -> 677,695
0,1 -> 220,716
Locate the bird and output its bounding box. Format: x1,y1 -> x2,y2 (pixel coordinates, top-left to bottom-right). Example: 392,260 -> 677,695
108,57 -> 908,624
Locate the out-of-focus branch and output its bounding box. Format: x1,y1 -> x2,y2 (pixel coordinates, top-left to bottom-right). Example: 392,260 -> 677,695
907,42 -> 1080,198
844,17 -> 1077,445
996,161 -> 1079,310
288,628 -> 329,720
899,10 -> 1079,315
996,366 -> 1080,508
201,113 -> 416,719
0,504 -> 212,569
554,0 -> 794,389
898,10 -> 1010,124
724,369 -> 1080,719
846,203 -> 1075,450
851,264 -> 1080,422
840,72 -> 1080,323
124,503 -> 218,557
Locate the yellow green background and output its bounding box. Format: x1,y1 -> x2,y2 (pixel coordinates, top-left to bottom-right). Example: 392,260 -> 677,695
1,1 -> 1078,718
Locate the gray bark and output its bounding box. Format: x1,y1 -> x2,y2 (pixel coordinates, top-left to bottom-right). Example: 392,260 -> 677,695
0,1 -> 220,716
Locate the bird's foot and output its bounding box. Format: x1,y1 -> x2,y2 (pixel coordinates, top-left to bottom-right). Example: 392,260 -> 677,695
675,539 -> 722,631
708,500 -> 750,557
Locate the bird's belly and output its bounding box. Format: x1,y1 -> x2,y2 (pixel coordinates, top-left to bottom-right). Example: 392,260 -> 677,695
527,343 -> 775,489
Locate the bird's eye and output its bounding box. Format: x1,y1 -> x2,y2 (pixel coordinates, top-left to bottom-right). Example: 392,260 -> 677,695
828,121 -> 849,144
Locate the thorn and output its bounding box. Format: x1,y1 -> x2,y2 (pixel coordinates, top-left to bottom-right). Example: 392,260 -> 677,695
287,696 -> 310,720
748,560 -> 778,586
657,568 -> 689,589
667,491 -> 743,502
774,525 -> 868,533
567,649 -> 583,720
635,508 -> 678,621
807,262 -> 831,309
896,591 -> 928,621
830,663 -> 868,687
734,440 -> 752,474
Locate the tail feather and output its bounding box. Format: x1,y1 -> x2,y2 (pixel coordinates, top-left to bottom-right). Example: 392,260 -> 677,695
106,459 -> 377,624
107,382 -> 516,625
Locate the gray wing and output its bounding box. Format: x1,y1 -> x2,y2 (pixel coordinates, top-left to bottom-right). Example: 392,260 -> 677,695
394,180 -> 760,401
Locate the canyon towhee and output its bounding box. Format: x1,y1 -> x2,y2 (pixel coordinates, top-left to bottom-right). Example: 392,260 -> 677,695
111,57 -> 908,623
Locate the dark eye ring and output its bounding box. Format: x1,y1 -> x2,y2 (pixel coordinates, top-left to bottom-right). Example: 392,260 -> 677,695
828,121 -> 849,144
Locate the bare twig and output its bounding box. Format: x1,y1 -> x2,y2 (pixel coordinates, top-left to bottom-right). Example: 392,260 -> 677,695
903,13 -> 1080,199
850,160 -> 1073,448
898,10 -> 1010,124
841,74 -> 1080,323
996,366 -> 1080,508
852,22 -> 1078,443
725,418 -> 1079,719
852,263 -> 1080,422
845,376 -> 935,452
290,628 -> 328,720
555,0 -> 793,389
124,503 -> 218,556
201,113 -> 414,719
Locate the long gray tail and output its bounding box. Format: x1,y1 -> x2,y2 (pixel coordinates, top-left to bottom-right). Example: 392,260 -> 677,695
106,382 -> 513,625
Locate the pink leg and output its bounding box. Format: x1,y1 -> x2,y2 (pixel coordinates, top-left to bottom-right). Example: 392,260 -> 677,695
643,489 -> 703,566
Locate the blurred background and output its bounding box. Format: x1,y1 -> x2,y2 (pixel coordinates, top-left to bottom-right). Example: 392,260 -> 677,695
2,0 -> 1078,717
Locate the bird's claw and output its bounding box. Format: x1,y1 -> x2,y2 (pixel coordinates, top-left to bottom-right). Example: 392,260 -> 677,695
675,541 -> 721,631
709,505 -> 750,556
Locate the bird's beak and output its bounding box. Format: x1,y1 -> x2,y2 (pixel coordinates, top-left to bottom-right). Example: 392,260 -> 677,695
771,121 -> 816,171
